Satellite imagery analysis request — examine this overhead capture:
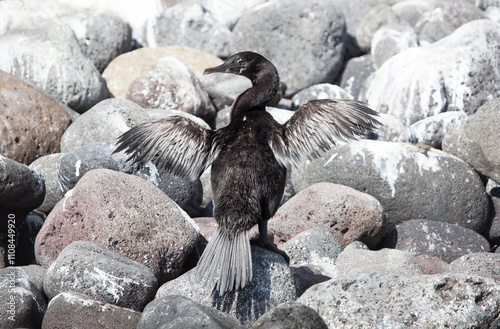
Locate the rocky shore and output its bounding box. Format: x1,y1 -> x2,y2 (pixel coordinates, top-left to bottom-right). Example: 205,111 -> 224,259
1,0 -> 500,328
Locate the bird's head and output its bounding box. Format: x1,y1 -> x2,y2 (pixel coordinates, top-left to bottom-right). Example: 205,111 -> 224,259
204,51 -> 272,83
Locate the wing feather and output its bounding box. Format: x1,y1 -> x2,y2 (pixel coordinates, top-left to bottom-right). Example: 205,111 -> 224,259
114,116 -> 218,181
270,99 -> 381,168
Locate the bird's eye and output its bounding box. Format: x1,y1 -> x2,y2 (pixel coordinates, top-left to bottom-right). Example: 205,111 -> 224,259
237,59 -> 243,65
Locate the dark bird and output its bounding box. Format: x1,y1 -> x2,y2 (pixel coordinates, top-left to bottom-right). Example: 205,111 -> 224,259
114,51 -> 380,295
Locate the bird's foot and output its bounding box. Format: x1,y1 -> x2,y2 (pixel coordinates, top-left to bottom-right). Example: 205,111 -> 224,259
250,235 -> 290,264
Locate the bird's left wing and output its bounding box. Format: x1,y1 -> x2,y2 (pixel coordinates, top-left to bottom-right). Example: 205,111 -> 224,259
269,99 -> 380,168
114,116 -> 219,181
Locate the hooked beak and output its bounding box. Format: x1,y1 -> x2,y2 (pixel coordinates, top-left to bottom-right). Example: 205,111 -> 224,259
204,62 -> 242,75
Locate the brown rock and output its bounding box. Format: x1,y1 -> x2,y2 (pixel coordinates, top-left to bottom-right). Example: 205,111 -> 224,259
102,46 -> 222,99
0,71 -> 71,164
415,254 -> 447,274
34,169 -> 199,283
126,56 -> 216,121
269,182 -> 385,248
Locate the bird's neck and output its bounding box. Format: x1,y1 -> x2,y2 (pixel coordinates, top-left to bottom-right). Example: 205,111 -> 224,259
230,67 -> 279,121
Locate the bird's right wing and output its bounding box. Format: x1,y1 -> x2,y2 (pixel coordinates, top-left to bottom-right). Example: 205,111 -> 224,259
114,116 -> 220,181
269,99 -> 381,168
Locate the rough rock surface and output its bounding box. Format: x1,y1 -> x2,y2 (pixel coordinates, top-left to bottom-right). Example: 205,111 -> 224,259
29,154 -> 65,214
363,20 -> 500,125
231,0 -> 346,95
445,252 -> 500,282
270,182 -> 385,248
137,295 -> 244,329
60,98 -> 150,152
102,46 -> 222,99
44,241 -> 158,311
42,291 -> 141,329
156,246 -> 296,326
34,169 -> 199,283
382,219 -> 491,263
409,111 -> 467,149
468,98 -> 500,182
126,56 -> 216,121
298,272 -> 500,328
249,301 -> 328,329
0,71 -> 71,164
291,84 -> 353,110
292,140 -> 490,234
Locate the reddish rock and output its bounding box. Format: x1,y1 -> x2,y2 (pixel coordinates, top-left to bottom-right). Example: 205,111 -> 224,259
34,169 -> 199,283
0,71 -> 71,164
415,254 -> 447,275
269,183 -> 384,248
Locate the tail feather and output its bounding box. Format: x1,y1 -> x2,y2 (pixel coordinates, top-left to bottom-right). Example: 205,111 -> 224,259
195,229 -> 252,295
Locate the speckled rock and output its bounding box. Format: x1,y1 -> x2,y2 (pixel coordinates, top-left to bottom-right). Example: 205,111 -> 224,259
0,267 -> 46,329
44,241 -> 158,311
270,182 -> 385,248
126,56 -> 216,122
231,0 -> 346,96
42,291 -> 141,329
280,228 -> 343,266
414,0 -> 487,44
410,111 -> 467,149
468,98 -> 500,183
335,248 -> 424,276
0,155 -> 45,222
355,4 -> 404,51
249,301 -> 328,329
145,2 -> 231,58
291,84 -> 353,110
415,254 -> 447,275
201,0 -> 266,29
34,169 -> 199,283
29,154 -> 65,214
56,141 -> 204,216
156,246 -> 296,326
371,23 -> 418,69
0,13 -> 109,112
368,113 -> 413,143
445,252 -> 500,282
60,98 -> 150,153
442,116 -> 472,165
292,140 -> 490,234
298,272 -> 500,328
338,53 -> 375,100
382,219 -> 491,263
137,295 -> 244,329
0,71 -> 71,164
102,46 -> 222,99
14,265 -> 46,293
363,20 -> 500,125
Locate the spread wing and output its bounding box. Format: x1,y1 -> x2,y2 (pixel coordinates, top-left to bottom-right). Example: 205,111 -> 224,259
269,99 -> 380,168
114,116 -> 219,181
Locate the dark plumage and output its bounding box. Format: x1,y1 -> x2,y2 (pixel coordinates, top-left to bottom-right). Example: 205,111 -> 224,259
114,51 -> 380,295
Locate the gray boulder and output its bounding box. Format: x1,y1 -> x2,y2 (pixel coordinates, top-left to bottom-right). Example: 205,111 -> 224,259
446,252 -> 500,282
487,179 -> 500,244
146,2 -> 231,58
0,267 -> 46,329
337,54 -> 375,100
468,98 -> 500,183
137,295 -> 244,329
382,220 -> 491,263
60,98 -> 150,153
298,272 -> 500,328
42,291 -> 141,329
29,154 -> 65,214
371,23 -> 418,69
0,14 -> 109,113
156,246 -> 296,326
44,241 -> 158,311
335,248 -> 424,276
291,84 -> 353,110
231,0 -> 346,96
363,19 -> 500,125
410,111 -> 467,149
292,140 -> 490,234
250,301 -> 328,329
369,113 -> 413,143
